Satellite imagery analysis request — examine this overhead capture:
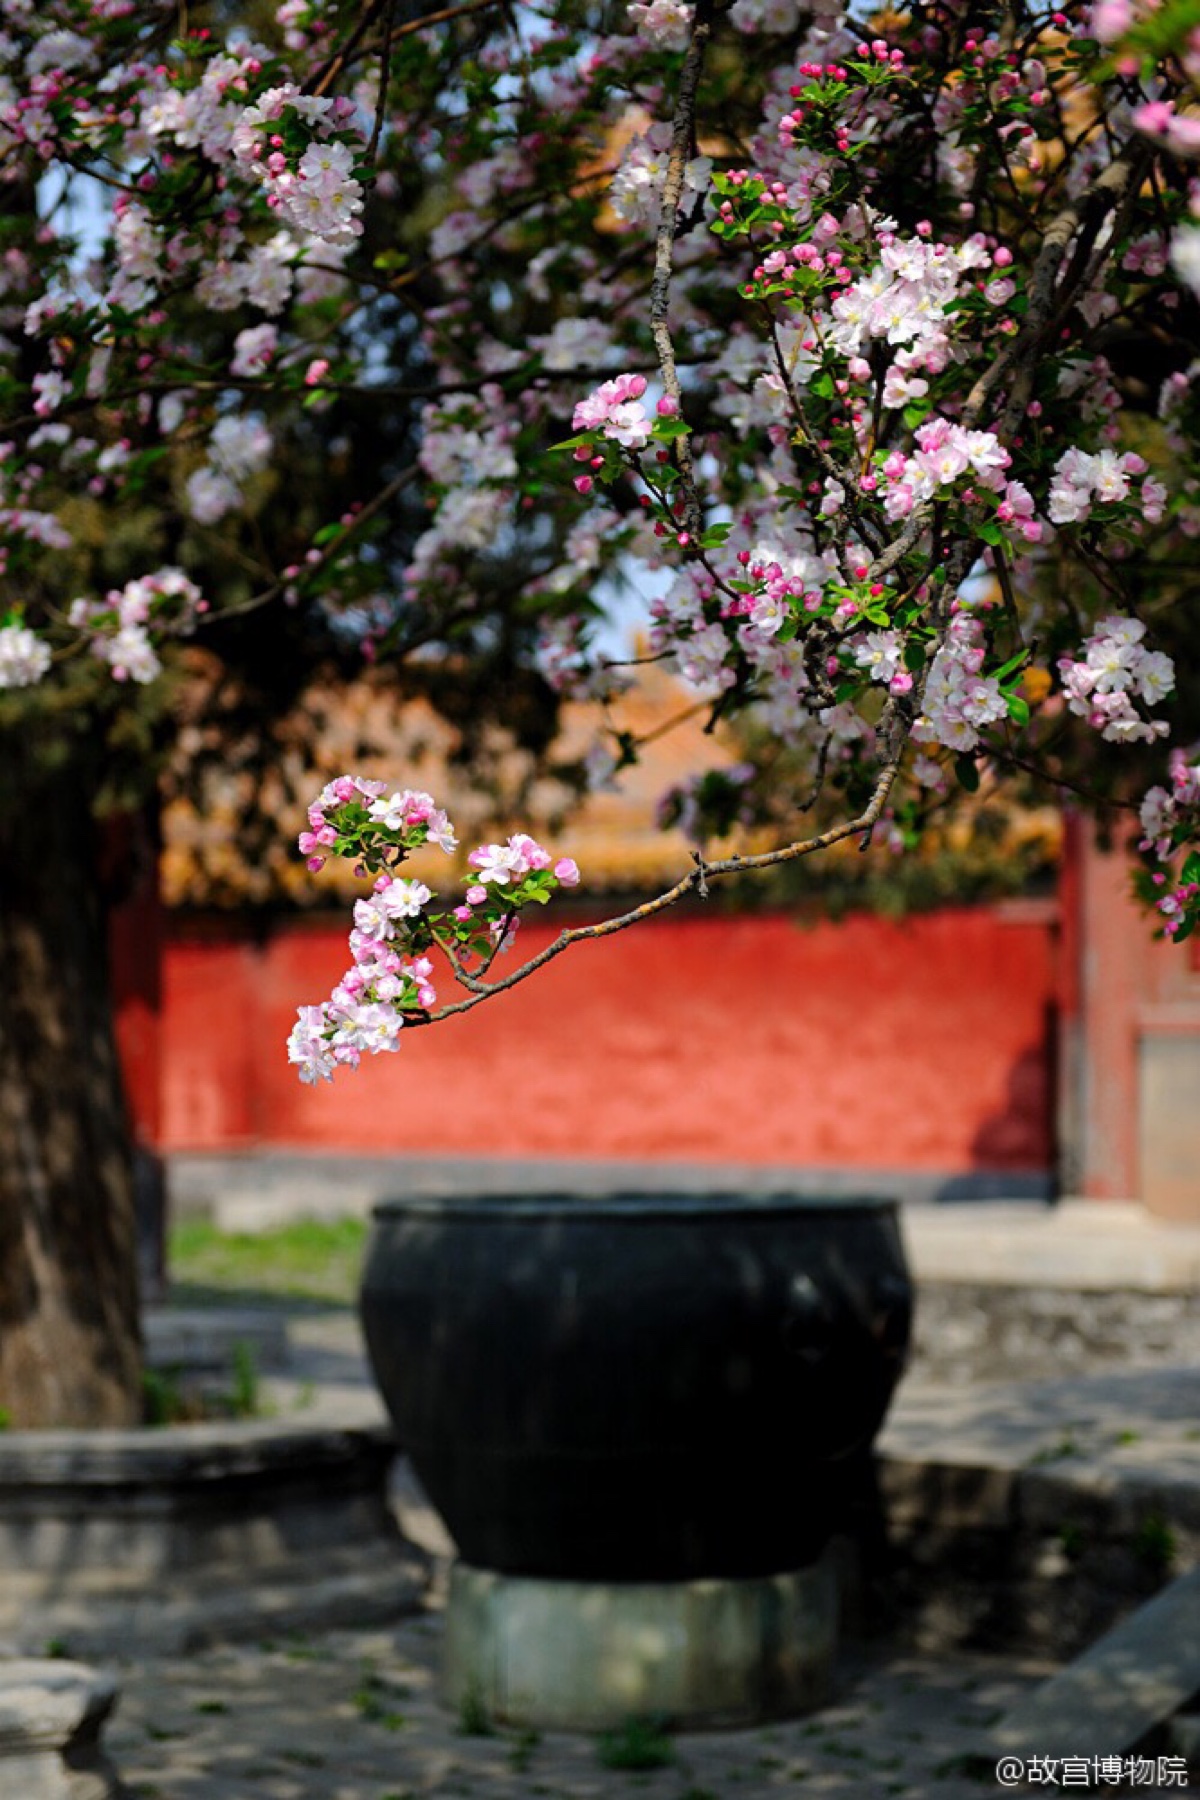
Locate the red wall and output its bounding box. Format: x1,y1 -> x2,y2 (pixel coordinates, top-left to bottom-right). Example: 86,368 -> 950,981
1060,819 -> 1200,1218
156,903 -> 1058,1172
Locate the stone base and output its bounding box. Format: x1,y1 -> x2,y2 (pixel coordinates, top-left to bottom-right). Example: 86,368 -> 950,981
0,1660 -> 120,1800
0,1422 -> 427,1655
441,1555 -> 838,1732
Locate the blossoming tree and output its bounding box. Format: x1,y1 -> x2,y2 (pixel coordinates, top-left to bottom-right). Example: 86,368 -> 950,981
1,0 -> 1198,1424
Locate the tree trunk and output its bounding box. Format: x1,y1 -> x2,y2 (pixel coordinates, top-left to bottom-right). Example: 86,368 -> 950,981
0,733 -> 143,1427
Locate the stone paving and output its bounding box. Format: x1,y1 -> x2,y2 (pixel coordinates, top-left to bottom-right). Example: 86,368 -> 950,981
101,1603 -> 1200,1798
105,1610 -> 1062,1800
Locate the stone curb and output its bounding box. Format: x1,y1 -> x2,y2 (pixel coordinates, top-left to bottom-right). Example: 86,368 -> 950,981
0,1659 -> 120,1800
14,1561 -> 429,1659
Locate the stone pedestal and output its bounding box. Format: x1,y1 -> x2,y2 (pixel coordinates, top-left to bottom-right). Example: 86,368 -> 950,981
0,1422 -> 426,1654
0,1660 -> 120,1800
441,1554 -> 838,1732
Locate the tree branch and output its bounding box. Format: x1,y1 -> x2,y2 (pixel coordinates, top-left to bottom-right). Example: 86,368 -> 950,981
650,0 -> 714,540
963,140 -> 1155,434
418,753 -> 903,1025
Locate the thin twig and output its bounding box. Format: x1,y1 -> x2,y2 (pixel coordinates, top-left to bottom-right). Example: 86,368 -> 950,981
413,755 -> 904,1025
632,698 -> 711,748
366,0 -> 398,165
307,0 -> 391,97
204,463 -> 419,624
992,542 -> 1024,647
983,742 -> 1139,810
357,0 -> 503,68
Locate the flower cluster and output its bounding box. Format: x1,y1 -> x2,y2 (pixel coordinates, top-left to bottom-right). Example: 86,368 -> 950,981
627,0 -> 694,50
912,610 -> 1009,754
1139,754 -> 1200,939
879,419 -> 1013,523
469,833 -> 580,889
65,570 -> 205,686
1057,617 -> 1175,744
298,776 -> 458,874
0,622 -> 52,689
609,123 -> 712,228
288,778 -> 581,1083
572,375 -> 654,450
186,415 -> 274,525
826,233 -> 996,377
1048,449 -> 1163,525
232,86 -> 367,244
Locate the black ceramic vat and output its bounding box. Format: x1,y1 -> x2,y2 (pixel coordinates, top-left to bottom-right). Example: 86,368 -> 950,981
359,1192 -> 911,1582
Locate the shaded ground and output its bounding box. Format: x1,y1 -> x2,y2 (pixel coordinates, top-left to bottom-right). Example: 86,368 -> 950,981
107,1612 -> 1056,1800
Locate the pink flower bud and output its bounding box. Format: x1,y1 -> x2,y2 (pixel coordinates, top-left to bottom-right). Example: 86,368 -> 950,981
554,858 -> 580,886
656,394 -> 679,417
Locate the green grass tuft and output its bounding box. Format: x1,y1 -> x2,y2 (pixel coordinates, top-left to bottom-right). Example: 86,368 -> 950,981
168,1217 -> 368,1304
596,1715 -> 676,1770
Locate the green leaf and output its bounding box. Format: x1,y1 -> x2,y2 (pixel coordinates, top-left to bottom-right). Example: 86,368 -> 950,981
311,523 -> 342,548
549,432 -> 597,452
1182,851 -> 1200,884
992,648 -> 1030,683
903,640 -> 927,672
1005,693 -> 1031,728
954,755 -> 980,793
700,522 -> 733,549
652,416 -> 691,441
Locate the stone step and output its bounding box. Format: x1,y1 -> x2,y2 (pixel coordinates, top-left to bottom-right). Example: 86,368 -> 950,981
988,1566 -> 1200,1762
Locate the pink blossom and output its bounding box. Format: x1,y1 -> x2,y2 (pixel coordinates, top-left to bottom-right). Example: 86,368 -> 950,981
573,374 -> 652,449
230,323 -> 277,376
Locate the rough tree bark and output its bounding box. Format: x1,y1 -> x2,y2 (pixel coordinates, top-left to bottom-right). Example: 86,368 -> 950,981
0,727 -> 143,1427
